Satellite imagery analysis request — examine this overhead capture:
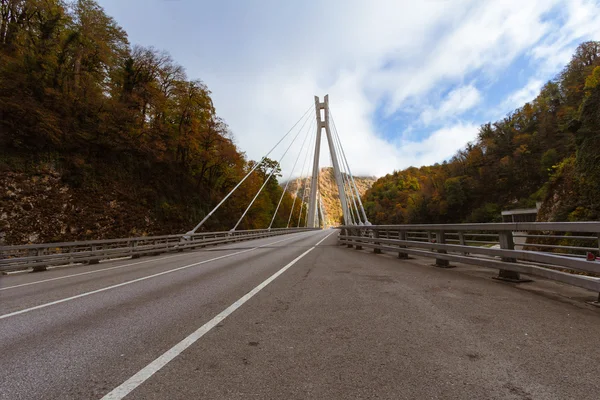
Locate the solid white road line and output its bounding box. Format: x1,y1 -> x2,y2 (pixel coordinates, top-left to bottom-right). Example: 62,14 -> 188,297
101,230 -> 335,400
0,231 -> 319,320
0,232 -> 307,292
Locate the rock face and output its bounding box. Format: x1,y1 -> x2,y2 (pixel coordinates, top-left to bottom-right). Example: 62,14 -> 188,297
285,167 -> 376,226
0,164 -> 154,245
536,157 -> 586,222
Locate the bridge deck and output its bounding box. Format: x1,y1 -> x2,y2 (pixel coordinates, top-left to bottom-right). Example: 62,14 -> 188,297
1,230 -> 599,399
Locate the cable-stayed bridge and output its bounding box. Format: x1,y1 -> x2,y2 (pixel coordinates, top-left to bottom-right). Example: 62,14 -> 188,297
1,96 -> 600,399
184,95 -> 369,235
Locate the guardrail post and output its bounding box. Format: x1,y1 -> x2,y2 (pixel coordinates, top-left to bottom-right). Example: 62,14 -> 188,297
339,228 -> 346,245
88,245 -> 100,265
458,232 -> 468,256
132,240 -> 141,258
150,240 -> 161,256
355,228 -> 363,250
434,230 -> 451,268
31,248 -> 47,272
347,228 -> 354,248
68,246 -> 75,265
398,231 -> 408,259
373,229 -> 382,254
495,231 -> 530,282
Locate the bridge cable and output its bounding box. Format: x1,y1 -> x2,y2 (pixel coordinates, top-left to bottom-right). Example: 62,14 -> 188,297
297,156 -> 313,228
323,132 -> 358,226
189,104 -> 314,233
329,109 -> 370,224
287,118 -> 316,228
303,197 -> 310,227
319,192 -> 327,228
330,113 -> 362,225
231,109 -> 313,231
340,162 -> 361,225
328,111 -> 362,224
286,178 -> 300,228
286,179 -> 301,228
297,123 -> 318,228
343,174 -> 359,225
268,117 -> 315,229
331,110 -> 368,224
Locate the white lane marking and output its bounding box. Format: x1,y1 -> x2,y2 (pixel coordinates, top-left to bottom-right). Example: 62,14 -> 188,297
0,233 -> 306,292
1,256 -> 184,292
0,231 -> 319,320
101,230 -> 334,400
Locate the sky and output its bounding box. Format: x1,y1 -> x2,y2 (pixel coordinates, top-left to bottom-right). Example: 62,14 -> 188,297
98,0 -> 600,178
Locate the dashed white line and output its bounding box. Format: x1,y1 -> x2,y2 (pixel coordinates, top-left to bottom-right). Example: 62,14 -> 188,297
101,230 -> 334,400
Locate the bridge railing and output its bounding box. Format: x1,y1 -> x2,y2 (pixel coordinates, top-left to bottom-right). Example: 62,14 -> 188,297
0,228 -> 317,273
338,222 -> 600,296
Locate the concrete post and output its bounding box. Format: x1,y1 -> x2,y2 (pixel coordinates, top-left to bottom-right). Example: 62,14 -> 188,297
324,96 -> 350,228
309,95 -> 350,227
495,230 -> 529,282
308,97 -> 323,228
434,230 -> 451,268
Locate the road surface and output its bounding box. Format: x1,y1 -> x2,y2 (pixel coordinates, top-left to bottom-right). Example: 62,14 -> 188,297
1,229 -> 599,399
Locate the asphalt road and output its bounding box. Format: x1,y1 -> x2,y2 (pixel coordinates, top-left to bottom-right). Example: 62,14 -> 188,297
1,229 -> 599,399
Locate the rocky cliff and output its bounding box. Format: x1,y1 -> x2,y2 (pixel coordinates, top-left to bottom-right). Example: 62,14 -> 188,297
285,167 -> 376,226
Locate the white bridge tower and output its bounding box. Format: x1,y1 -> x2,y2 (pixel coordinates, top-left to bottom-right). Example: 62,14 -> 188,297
307,95 -> 350,227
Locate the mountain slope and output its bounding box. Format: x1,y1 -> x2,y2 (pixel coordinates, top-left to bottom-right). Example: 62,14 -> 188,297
285,167 -> 376,226
364,41 -> 600,224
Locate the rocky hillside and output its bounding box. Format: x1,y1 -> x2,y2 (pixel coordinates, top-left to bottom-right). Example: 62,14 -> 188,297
0,163 -> 155,245
285,167 -> 376,226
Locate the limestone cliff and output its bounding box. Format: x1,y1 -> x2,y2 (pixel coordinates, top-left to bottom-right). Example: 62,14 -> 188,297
284,167 -> 376,226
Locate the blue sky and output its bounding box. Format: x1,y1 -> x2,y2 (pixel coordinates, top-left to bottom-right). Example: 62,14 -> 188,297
98,0 -> 600,177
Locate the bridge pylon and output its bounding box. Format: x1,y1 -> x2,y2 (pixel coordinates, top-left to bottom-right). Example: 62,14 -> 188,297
308,95 -> 350,227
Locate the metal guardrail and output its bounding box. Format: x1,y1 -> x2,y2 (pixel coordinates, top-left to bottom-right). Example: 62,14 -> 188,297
338,223 -> 600,299
0,228 -> 317,273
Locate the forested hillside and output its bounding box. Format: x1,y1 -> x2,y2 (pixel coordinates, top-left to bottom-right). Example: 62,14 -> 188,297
364,41 -> 600,225
0,0 -> 300,244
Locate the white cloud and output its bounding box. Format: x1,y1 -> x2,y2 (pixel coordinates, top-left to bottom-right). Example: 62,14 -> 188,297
498,0 -> 600,118
420,85 -> 482,125
398,123 -> 480,168
98,0 -> 600,178
532,0 -> 600,73
502,79 -> 545,110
